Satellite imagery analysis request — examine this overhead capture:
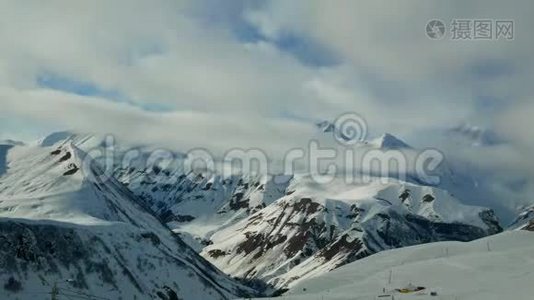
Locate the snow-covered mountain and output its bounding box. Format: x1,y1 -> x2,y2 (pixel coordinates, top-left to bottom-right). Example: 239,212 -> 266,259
363,133 -> 411,149
275,230 -> 534,300
96,130 -> 501,290
0,131 -> 510,296
0,139 -> 256,300
316,119 -> 410,150
201,176 -> 501,289
112,153 -> 293,251
508,205 -> 534,230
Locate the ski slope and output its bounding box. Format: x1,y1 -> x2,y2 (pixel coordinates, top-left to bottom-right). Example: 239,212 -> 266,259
254,231 -> 534,300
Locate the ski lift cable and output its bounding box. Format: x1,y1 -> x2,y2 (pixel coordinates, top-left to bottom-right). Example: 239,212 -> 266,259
57,287 -> 111,300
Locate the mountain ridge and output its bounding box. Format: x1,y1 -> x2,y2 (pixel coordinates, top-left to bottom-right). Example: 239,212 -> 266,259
0,131 -> 513,296
0,139 -> 257,300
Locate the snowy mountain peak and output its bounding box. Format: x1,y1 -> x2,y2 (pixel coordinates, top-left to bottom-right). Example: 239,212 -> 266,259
316,119 -> 411,148
368,133 -> 411,149
38,130 -> 75,147
0,141 -> 146,225
315,120 -> 336,133
36,130 -> 108,151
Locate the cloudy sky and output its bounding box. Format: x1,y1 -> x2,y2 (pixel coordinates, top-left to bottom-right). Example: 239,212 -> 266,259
0,0 -> 532,155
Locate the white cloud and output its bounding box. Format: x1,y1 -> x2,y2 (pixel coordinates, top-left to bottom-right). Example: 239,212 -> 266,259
0,0 -> 532,165
0,86 -> 317,156
245,0 -> 534,126
0,0 -> 319,149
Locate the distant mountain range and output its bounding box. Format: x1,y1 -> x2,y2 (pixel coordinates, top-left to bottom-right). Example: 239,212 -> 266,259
0,126 -> 528,298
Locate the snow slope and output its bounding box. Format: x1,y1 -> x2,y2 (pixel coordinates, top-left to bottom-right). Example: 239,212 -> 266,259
265,230 -> 534,300
115,163 -> 292,251
0,140 -> 256,300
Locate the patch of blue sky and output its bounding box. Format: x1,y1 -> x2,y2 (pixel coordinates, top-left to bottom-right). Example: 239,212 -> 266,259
187,0 -> 340,67
272,32 -> 340,67
37,72 -> 121,99
233,22 -> 340,67
36,72 -> 175,113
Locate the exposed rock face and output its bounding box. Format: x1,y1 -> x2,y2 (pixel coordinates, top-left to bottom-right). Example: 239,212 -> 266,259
114,162 -> 291,250
363,209 -> 499,252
